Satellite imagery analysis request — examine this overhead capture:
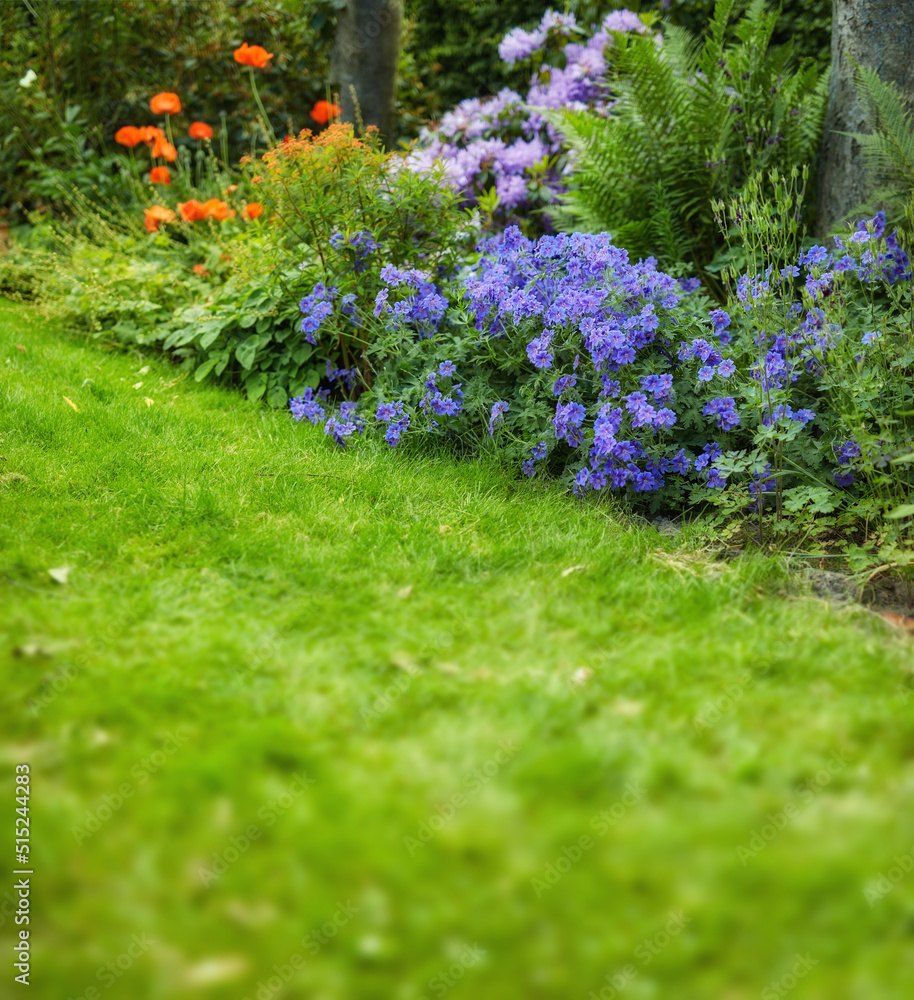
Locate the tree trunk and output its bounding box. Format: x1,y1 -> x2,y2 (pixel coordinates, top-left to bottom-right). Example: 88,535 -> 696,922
331,0 -> 403,151
817,0 -> 914,235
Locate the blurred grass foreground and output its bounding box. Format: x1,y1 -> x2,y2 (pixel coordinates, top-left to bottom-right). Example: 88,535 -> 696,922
3,297 -> 914,998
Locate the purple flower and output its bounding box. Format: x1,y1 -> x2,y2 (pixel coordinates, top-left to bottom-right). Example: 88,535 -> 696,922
488,400 -> 509,434
289,387 -> 325,425
698,366 -> 715,382
438,360 -> 457,376
717,359 -> 736,377
526,333 -> 554,369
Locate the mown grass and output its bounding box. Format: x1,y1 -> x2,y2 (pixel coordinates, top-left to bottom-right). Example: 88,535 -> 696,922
2,297 -> 914,1000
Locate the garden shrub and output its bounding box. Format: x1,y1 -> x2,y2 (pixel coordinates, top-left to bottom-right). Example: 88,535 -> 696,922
291,166 -> 913,563
543,0 -> 828,291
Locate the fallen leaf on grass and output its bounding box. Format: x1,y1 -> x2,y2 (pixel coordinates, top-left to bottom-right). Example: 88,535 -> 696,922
132,381 -> 143,390
561,564 -> 587,577
47,567 -> 70,585
881,611 -> 914,631
144,397 -> 155,407
137,364 -> 151,375
396,585 -> 413,600
62,396 -> 79,412
570,667 -> 593,686
15,344 -> 25,353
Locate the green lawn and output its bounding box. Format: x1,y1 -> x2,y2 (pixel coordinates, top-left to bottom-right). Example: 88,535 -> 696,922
2,297 -> 914,1000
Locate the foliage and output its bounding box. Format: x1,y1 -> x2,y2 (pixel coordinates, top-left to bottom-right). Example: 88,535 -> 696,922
0,0 -> 339,217
407,8 -> 662,236
286,176 -> 914,565
544,0 -> 828,291
401,1 -> 830,135
844,63 -> 914,233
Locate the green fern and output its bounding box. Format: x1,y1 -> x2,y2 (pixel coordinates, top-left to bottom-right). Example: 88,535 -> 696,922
540,0 -> 828,291
844,64 -> 914,224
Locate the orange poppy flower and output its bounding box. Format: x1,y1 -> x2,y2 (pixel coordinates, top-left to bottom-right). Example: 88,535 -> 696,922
137,126 -> 164,146
202,198 -> 236,221
177,199 -> 208,222
233,42 -> 273,68
188,121 -> 214,140
242,202 -> 263,220
150,92 -> 182,115
151,135 -> 178,162
144,205 -> 177,232
149,166 -> 171,185
192,264 -> 211,277
115,126 -> 143,148
309,100 -> 341,125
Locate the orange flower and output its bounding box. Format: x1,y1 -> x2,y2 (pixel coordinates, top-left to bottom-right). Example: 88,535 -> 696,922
225,184 -> 239,194
151,135 -> 178,161
309,100 -> 341,125
242,202 -> 263,220
150,92 -> 182,115
192,263 -> 210,277
234,42 -> 273,68
137,126 -> 164,147
202,198 -> 236,221
177,199 -> 208,222
115,126 -> 143,148
149,166 -> 171,185
188,121 -> 214,140
144,205 -> 176,232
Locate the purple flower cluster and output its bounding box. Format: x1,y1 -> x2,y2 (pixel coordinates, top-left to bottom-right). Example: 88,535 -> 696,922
410,10 -> 652,222
373,264 -> 449,338
289,387 -> 325,425
488,401 -> 510,434
324,401 -> 364,446
299,283 -> 337,344
376,399 -> 410,447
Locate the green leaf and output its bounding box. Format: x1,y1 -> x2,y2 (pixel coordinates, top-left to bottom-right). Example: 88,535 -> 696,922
194,358 -> 218,382
890,453 -> 914,464
239,312 -> 258,329
235,337 -> 260,370
245,371 -> 267,402
885,504 -> 914,520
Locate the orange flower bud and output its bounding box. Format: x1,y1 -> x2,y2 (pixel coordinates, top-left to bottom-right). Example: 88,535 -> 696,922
242,202 -> 263,220
149,166 -> 171,185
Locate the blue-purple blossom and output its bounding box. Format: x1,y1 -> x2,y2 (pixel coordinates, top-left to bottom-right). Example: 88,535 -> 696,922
289,387 -> 325,425
488,400 -> 509,434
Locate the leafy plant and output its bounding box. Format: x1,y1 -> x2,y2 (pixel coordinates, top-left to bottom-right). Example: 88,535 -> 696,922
543,0 -> 828,293
843,63 -> 914,232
